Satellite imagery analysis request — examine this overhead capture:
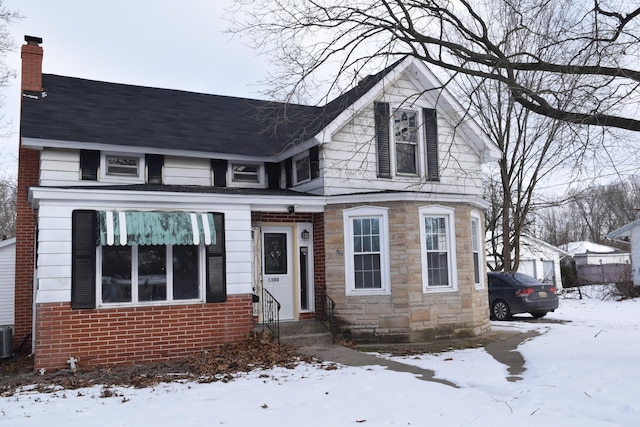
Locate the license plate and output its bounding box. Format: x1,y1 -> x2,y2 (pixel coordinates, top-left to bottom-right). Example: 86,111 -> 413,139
538,291 -> 547,298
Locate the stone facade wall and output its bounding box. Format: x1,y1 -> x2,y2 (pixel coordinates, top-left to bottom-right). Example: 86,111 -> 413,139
325,201 -> 490,343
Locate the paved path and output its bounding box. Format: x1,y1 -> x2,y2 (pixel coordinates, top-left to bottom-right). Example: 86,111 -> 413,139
297,328 -> 540,387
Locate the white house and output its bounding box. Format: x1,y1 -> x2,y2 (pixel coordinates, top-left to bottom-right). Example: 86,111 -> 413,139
608,221 -> 640,286
487,234 -> 569,289
0,237 -> 16,328
563,241 -> 631,266
15,36 -> 500,370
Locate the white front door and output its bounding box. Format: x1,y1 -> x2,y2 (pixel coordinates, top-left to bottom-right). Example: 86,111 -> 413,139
262,226 -> 295,320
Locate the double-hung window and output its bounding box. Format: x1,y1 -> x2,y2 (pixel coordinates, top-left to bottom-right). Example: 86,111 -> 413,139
420,206 -> 458,292
343,206 -> 390,295
374,103 -> 439,179
471,213 -> 484,288
393,110 -> 419,175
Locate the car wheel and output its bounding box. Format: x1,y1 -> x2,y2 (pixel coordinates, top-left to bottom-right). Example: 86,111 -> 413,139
491,300 -> 511,320
530,311 -> 547,319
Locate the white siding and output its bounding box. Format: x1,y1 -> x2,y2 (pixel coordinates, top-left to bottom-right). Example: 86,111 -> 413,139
632,227 -> 640,286
34,198 -> 254,304
164,156 -> 212,186
40,150 -> 215,187
40,149 -> 81,186
0,238 -> 15,326
321,74 -> 483,196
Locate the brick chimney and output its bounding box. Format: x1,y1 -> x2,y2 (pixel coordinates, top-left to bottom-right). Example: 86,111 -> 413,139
14,35 -> 43,351
21,35 -> 43,93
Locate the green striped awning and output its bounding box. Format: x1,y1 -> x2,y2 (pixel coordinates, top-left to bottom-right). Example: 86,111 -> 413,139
98,211 -> 216,246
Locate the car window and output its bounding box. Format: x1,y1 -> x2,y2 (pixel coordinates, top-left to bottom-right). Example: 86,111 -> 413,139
512,272 -> 541,285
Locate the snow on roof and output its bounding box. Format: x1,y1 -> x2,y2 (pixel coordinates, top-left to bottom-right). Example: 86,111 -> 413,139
562,241 -> 618,256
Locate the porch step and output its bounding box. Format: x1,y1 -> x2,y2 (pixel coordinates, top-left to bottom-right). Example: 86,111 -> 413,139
254,320 -> 333,346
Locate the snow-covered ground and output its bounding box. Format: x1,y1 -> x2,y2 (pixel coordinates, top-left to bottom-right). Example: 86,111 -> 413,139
2,293 -> 639,426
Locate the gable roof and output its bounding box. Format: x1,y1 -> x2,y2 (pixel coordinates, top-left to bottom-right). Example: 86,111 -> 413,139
608,219 -> 640,242
21,60 -> 401,160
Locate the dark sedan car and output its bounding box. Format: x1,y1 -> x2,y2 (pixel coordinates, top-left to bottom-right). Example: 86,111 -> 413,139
488,272 -> 559,320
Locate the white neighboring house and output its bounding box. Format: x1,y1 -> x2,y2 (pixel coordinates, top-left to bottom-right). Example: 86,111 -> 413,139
563,241 -> 631,266
518,234 -> 570,289
608,220 -> 640,286
487,234 -> 568,289
0,237 -> 16,328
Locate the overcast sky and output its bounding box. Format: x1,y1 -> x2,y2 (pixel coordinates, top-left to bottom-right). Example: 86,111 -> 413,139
0,0 -> 272,173
1,0 -> 637,192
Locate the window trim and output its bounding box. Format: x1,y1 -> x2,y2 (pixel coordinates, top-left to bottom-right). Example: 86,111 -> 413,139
419,205 -> 458,293
97,244 -> 206,307
100,153 -> 145,183
343,206 -> 390,296
228,162 -> 265,188
471,212 -> 484,289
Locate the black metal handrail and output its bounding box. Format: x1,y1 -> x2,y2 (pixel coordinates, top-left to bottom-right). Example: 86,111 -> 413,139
261,288 -> 281,343
324,293 -> 336,343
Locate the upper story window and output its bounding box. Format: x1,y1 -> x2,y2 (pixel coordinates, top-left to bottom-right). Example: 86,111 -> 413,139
374,102 -> 439,180
343,206 -> 390,295
105,155 -> 140,177
230,163 -> 264,187
393,110 -> 418,175
291,146 -> 320,186
294,154 -> 311,184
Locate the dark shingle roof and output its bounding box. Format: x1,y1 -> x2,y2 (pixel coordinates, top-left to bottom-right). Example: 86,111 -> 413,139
21,59 -> 403,158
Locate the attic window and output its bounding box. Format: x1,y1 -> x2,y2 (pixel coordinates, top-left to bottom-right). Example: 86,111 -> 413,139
106,155 -> 140,177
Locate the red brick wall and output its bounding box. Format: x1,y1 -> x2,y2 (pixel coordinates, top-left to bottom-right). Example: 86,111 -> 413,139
312,213 -> 326,316
34,295 -> 254,370
14,38 -> 44,349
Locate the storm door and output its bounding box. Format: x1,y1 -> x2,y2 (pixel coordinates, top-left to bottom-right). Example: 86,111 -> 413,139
262,226 -> 294,320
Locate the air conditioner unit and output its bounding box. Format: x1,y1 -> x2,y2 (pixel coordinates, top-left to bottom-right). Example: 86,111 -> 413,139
0,326 -> 13,359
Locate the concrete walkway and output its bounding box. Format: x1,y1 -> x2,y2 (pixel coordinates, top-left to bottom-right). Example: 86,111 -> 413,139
297,328 -> 540,388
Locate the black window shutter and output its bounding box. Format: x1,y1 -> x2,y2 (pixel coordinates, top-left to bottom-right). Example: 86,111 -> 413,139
310,146 -> 320,180
374,102 -> 391,178
423,108 -> 439,180
80,150 -> 99,181
211,159 -> 228,187
284,158 -> 293,188
71,210 -> 97,309
206,213 -> 227,303
265,162 -> 281,189
146,154 -> 164,184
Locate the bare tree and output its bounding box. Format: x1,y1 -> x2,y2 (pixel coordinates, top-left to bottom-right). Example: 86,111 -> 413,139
0,173 -> 16,238
469,0 -> 614,271
232,0 -> 640,131
536,178 -> 640,247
